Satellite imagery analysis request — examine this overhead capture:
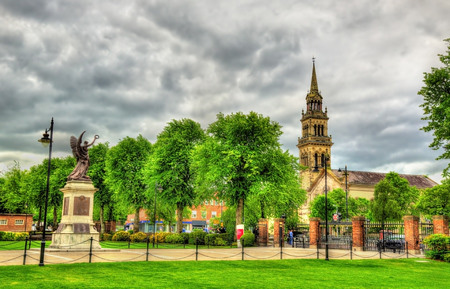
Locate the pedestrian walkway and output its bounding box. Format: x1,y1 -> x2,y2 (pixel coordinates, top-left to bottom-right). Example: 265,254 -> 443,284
0,246 -> 425,266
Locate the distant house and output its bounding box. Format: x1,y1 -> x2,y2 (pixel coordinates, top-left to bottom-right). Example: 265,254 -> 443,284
0,213 -> 33,232
125,200 -> 227,232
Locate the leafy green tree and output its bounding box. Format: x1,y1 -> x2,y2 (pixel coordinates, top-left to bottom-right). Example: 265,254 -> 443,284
416,178 -> 450,218
105,135 -> 152,233
309,194 -> 336,221
21,161 -> 48,230
88,142 -> 115,233
0,162 -> 27,214
371,172 -> 420,222
348,197 -> 371,220
146,119 -> 205,233
419,38 -> 450,177
193,112 -> 305,232
0,177 -> 6,213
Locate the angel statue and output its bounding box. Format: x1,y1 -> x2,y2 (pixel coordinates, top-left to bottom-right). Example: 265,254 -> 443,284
67,131 -> 99,181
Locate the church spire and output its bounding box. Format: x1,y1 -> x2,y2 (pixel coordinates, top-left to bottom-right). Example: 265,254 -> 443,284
310,57 -> 319,93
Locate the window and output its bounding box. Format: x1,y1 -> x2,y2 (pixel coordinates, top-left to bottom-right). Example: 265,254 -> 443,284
0,220 -> 7,225
192,210 -> 197,218
15,220 -> 24,225
211,211 -> 217,218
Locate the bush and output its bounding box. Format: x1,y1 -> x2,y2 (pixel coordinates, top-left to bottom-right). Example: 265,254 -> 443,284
205,234 -> 217,245
180,233 -> 189,244
218,233 -> 232,245
444,253 -> 450,263
0,231 -> 5,241
2,232 -> 16,241
156,232 -> 171,243
112,231 -> 130,241
423,234 -> 450,262
101,233 -> 112,241
190,229 -> 207,245
214,237 -> 227,246
14,232 -> 29,241
130,232 -> 148,243
165,233 -> 184,244
241,231 -> 255,247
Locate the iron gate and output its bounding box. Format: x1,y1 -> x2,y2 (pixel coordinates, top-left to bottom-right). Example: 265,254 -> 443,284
364,221 -> 405,252
319,221 -> 352,250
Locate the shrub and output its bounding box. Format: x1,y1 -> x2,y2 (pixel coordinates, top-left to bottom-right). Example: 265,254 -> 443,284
155,232 -> 171,243
444,253 -> 450,263
14,232 -> 29,241
205,234 -> 217,245
241,231 -> 255,247
130,232 -> 148,243
101,233 -> 112,241
218,233 -> 232,245
180,233 -> 189,244
423,234 -> 450,261
0,231 -> 5,241
2,232 -> 16,241
112,231 -> 130,241
190,229 -> 207,245
214,237 -> 227,246
166,233 -> 184,244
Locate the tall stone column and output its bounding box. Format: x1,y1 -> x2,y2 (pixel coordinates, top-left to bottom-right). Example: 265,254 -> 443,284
273,218 -> 285,247
404,215 -> 420,254
50,180 -> 101,250
257,218 -> 268,246
352,216 -> 365,251
309,217 -> 320,249
433,215 -> 449,235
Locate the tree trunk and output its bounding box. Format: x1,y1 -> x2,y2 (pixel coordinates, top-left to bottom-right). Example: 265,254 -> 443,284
176,202 -> 183,233
236,198 -> 244,226
100,205 -> 105,234
134,207 -> 140,233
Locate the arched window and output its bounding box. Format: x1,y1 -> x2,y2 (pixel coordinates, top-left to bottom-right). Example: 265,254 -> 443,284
314,153 -> 318,169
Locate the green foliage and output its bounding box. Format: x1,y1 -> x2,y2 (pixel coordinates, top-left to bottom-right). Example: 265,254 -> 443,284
146,119 -> 205,234
241,231 -> 255,247
204,234 -> 217,245
130,232 -> 148,243
112,231 -> 130,241
417,178 -> 450,218
309,194 -> 336,220
419,39 -> 450,177
0,162 -> 27,214
0,231 -> 27,241
190,229 -> 207,245
214,237 -> 227,246
106,135 -> 152,232
14,232 -> 29,241
165,233 -> 185,244
423,234 -> 450,262
0,231 -> 5,241
371,172 -> 420,222
153,232 -> 171,243
193,111 -> 305,231
101,233 -> 112,241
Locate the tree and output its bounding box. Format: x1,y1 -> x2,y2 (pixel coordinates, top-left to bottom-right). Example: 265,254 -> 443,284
105,135 -> 152,233
21,161 -> 48,230
416,178 -> 450,218
88,142 -> 115,233
371,172 -> 420,222
419,38 -> 450,177
146,119 -> 205,233
0,162 -> 26,214
193,112 -> 305,231
309,195 -> 336,221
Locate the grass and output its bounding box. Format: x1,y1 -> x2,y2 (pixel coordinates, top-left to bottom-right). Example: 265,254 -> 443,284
0,259 -> 448,288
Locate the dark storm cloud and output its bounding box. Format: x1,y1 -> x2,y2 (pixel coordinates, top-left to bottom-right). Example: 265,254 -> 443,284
0,0 -> 449,182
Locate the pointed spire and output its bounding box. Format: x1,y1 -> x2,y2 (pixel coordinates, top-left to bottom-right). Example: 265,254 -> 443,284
310,57 -> 319,93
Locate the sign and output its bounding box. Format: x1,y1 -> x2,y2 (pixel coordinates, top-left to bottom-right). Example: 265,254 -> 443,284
236,224 -> 244,240
333,213 -> 339,222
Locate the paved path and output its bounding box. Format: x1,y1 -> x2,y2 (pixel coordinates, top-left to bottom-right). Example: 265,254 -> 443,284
0,247 -> 425,266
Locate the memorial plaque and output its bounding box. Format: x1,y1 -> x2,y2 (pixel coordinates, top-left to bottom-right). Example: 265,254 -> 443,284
74,196 -> 90,216
73,223 -> 90,234
63,197 -> 69,215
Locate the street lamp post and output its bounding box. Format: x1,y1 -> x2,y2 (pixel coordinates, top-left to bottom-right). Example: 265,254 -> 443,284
324,157 -> 329,261
38,117 -> 54,266
153,183 -> 162,247
338,165 -> 349,221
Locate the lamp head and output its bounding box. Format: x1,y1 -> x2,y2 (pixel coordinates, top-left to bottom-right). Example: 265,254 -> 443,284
38,130 -> 51,147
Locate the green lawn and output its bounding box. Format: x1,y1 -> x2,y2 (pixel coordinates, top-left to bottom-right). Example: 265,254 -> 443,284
0,259 -> 448,288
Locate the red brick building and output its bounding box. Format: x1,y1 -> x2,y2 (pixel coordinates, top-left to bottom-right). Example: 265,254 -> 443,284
0,213 -> 33,232
125,200 -> 227,232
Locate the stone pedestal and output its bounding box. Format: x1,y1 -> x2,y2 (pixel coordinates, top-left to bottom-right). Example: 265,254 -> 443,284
50,180 -> 101,250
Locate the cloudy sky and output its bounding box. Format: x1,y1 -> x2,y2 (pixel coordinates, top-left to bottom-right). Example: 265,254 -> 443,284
0,0 -> 449,183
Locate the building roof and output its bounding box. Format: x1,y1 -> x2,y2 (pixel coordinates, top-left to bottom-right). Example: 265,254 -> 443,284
331,170 -> 438,189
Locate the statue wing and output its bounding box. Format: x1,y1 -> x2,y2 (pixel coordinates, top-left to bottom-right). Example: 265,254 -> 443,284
70,136 -> 79,159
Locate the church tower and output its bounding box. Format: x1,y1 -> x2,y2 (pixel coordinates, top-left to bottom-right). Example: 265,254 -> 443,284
297,59 -> 333,190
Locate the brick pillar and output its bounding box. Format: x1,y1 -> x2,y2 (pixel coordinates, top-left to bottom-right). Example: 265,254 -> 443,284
309,217 -> 320,249
433,215 -> 449,235
273,218 -> 285,247
352,216 -> 365,251
404,215 -> 420,254
257,218 -> 268,246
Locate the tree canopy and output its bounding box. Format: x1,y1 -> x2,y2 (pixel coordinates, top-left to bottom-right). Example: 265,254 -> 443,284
419,38 -> 450,177
193,112 -> 305,229
416,178 -> 450,218
145,118 -> 205,233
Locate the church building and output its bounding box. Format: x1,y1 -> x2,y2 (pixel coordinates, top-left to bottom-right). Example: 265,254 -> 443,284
298,59 -> 438,221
